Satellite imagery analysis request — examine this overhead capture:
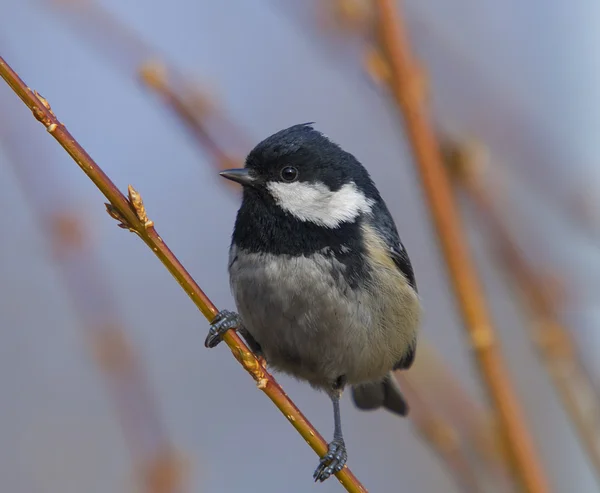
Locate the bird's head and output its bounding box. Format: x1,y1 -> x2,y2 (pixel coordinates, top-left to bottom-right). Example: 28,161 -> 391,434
220,123 -> 377,228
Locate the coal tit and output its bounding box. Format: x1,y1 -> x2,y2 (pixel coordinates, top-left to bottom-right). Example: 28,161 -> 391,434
205,123 -> 421,482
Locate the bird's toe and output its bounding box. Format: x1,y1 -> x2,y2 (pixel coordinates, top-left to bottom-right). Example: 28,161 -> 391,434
205,310 -> 241,348
313,440 -> 347,482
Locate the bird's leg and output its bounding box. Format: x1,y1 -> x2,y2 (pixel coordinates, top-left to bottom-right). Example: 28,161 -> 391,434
205,310 -> 265,361
313,376 -> 348,482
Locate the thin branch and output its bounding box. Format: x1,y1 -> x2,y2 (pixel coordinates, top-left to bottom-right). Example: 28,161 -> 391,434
371,2 -> 550,492
0,98 -> 186,492
444,139 -> 600,488
0,55 -> 367,493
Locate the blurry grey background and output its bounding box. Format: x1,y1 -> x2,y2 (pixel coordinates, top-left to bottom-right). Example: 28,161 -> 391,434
1,1 -> 599,492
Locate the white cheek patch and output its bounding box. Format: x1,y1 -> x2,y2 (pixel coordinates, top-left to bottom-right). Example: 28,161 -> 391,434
266,181 -> 374,227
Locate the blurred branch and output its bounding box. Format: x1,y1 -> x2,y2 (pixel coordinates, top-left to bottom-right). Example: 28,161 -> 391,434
371,1 -> 549,492
36,0 -> 250,179
0,104 -> 187,493
444,139 -> 600,488
401,7 -> 600,243
0,55 -> 367,493
136,61 -> 244,186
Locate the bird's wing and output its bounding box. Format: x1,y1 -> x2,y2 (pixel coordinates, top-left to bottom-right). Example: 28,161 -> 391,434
369,201 -> 418,371
388,243 -> 417,292
370,201 -> 418,292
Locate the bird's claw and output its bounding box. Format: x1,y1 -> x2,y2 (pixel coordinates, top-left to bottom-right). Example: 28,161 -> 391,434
205,310 -> 241,348
313,439 -> 347,482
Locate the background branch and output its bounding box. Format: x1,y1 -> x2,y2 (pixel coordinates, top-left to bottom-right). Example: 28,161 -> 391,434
0,55 -> 367,493
444,139 -> 600,488
371,1 -> 549,492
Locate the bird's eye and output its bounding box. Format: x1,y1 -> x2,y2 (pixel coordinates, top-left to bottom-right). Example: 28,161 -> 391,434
280,166 -> 298,182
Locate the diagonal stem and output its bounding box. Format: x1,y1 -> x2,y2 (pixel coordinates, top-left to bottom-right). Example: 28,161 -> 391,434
0,54 -> 367,493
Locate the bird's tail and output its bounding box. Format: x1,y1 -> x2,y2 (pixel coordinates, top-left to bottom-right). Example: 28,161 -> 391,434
350,372 -> 409,417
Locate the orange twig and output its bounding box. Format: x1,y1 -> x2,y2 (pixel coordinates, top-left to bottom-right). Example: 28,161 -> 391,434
372,2 -> 550,492
0,55 -> 367,493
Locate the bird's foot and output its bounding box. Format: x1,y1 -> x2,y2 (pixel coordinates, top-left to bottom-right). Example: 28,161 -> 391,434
205,310 -> 241,348
313,438 -> 347,482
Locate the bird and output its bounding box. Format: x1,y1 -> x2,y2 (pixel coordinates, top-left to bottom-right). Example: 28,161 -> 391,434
205,123 -> 421,482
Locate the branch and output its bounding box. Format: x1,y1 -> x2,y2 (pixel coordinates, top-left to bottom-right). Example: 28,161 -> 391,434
0,55 -> 367,493
371,2 -> 550,492
137,61 -> 244,179
444,139 -> 600,489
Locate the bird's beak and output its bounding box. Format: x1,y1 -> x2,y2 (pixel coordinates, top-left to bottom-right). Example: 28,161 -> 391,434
219,168 -> 256,187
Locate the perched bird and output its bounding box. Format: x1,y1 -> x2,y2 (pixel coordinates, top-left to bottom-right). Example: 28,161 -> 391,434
205,123 -> 420,482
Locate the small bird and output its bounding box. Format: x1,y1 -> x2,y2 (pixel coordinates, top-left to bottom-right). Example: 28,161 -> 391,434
205,123 -> 421,482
